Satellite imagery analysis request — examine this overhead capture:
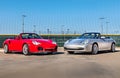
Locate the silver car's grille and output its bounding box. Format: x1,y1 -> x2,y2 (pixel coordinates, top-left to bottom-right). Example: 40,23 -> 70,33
64,47 -> 84,50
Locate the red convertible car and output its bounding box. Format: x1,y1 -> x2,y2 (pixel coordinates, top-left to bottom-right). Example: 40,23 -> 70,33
3,33 -> 57,55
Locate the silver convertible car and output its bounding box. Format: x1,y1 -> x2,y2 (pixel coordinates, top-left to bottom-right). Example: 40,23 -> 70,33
64,32 -> 116,54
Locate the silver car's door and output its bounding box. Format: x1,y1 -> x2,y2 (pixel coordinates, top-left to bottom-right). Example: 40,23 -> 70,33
104,39 -> 113,50
98,38 -> 110,50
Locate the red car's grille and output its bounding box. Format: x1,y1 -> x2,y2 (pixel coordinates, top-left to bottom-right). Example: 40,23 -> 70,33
45,46 -> 57,51
45,49 -> 54,51
38,47 -> 43,51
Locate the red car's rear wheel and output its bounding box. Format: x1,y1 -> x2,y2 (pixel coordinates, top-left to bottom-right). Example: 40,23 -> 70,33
4,44 -> 9,54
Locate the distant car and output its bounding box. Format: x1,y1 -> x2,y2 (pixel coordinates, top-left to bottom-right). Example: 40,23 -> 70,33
3,33 -> 57,55
64,32 -> 116,54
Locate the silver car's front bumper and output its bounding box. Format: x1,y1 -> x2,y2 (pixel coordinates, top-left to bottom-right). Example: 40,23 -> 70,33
64,44 -> 92,53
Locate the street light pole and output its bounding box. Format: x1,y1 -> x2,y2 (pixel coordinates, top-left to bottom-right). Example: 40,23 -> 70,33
61,25 -> 64,34
22,15 -> 26,33
47,28 -> 50,34
67,29 -> 70,34
33,25 -> 36,33
39,31 -> 41,35
106,22 -> 109,35
99,18 -> 105,34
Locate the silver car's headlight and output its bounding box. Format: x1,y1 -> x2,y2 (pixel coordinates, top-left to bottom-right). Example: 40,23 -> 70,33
81,40 -> 89,45
32,41 -> 41,45
64,40 -> 69,44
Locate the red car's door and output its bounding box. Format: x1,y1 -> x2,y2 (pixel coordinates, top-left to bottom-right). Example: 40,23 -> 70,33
10,36 -> 23,52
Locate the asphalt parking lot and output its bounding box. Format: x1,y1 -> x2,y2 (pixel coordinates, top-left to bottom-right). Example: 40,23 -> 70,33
0,47 -> 120,78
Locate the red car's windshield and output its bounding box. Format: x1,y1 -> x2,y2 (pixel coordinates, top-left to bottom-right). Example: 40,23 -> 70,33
21,33 -> 42,39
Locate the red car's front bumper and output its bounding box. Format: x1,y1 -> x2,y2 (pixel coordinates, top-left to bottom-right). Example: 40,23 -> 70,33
28,44 -> 57,53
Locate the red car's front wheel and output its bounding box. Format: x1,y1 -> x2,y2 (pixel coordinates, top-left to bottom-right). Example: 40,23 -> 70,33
23,44 -> 30,55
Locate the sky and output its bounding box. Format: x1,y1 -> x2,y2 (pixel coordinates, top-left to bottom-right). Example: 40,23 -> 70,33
0,0 -> 120,34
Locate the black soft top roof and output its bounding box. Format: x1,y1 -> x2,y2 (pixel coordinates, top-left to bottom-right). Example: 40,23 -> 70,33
84,32 -> 101,34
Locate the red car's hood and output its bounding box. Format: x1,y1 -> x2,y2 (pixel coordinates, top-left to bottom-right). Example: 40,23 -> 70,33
30,39 -> 53,43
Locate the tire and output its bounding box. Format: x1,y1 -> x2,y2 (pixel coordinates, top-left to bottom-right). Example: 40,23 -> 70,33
68,51 -> 74,54
48,52 -> 54,55
111,43 -> 115,52
23,44 -> 30,55
92,44 -> 98,55
4,44 -> 9,54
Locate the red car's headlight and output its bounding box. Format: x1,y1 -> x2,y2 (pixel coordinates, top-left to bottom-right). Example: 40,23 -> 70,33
52,41 -> 57,44
32,41 -> 41,45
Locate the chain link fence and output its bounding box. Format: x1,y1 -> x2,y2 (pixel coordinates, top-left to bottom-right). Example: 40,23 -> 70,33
0,34 -> 120,48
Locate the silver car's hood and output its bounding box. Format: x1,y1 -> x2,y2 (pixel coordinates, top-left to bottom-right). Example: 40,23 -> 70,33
66,39 -> 86,45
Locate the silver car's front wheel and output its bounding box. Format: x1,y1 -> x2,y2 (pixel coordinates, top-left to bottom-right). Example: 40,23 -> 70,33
111,43 -> 115,52
23,44 -> 30,55
4,44 -> 9,54
92,44 -> 98,55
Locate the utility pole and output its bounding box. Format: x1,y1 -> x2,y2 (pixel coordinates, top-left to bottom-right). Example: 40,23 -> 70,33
22,15 -> 26,33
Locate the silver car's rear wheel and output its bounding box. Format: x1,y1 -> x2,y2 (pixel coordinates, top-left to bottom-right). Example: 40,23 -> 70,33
92,44 -> 98,55
111,43 -> 115,52
4,44 -> 9,54
23,44 -> 30,55
68,51 -> 74,54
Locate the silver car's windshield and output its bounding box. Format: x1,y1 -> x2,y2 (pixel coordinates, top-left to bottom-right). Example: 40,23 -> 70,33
78,33 -> 100,39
